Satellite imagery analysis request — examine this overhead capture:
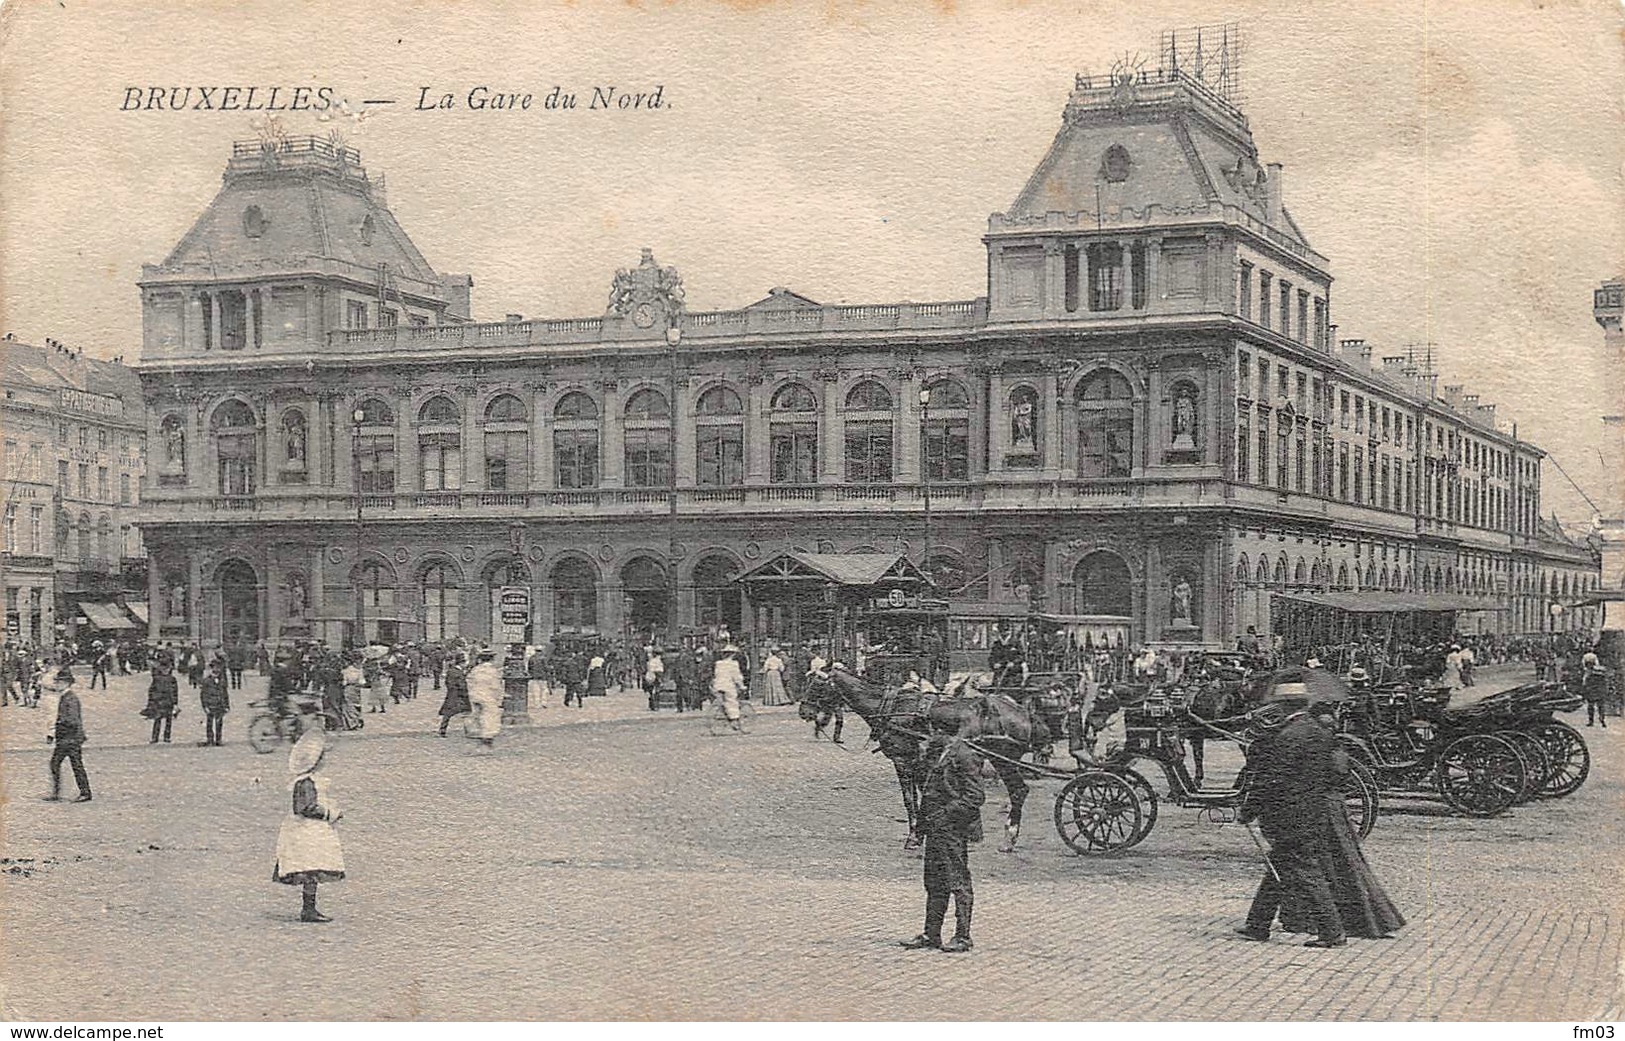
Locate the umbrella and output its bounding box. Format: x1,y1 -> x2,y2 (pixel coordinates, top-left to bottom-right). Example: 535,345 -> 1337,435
1251,667 -> 1351,707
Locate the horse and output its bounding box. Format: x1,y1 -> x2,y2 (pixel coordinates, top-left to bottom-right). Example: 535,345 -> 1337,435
801,666 -> 1051,852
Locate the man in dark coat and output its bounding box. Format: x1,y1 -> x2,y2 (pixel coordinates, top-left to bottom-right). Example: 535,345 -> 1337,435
1238,705 -> 1347,948
47,668 -> 92,802
902,727 -> 986,953
437,652 -> 471,736
144,663 -> 180,744
199,659 -> 230,746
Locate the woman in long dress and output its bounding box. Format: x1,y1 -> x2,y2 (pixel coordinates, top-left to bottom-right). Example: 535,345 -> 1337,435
465,647 -> 504,749
759,646 -> 791,706
272,728 -> 345,923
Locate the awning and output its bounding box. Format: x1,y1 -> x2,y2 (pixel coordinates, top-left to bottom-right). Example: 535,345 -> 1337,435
736,552 -> 932,588
1273,591 -> 1508,614
79,602 -> 137,630
127,602 -> 149,625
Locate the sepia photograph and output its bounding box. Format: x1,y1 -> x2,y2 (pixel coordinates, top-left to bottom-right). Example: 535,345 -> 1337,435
0,0 -> 1621,1026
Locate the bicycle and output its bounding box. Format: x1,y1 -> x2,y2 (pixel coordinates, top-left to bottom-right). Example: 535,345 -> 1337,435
707,695 -> 756,736
247,693 -> 326,754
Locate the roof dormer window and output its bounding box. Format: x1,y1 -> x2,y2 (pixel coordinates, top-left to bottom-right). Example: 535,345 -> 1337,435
1102,145 -> 1131,183
242,205 -> 267,238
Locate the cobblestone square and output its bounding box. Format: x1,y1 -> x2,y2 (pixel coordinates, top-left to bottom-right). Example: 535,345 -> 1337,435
2,665 -> 1621,1020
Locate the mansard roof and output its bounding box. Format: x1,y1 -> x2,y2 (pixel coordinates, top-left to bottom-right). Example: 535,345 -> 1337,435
157,138 -> 441,291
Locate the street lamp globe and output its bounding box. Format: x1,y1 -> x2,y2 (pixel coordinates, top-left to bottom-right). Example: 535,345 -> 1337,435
919,387 -> 931,407
665,325 -> 682,347
352,406 -> 366,426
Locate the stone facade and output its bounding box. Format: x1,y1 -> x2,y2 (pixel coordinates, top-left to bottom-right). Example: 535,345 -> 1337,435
133,74 -> 1600,651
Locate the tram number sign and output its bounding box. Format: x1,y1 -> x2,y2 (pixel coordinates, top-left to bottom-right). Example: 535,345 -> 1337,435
498,586 -> 531,643
888,589 -> 906,608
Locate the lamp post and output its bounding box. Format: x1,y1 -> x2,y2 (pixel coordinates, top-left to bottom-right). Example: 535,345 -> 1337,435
666,319 -> 682,645
351,405 -> 365,649
919,386 -> 933,583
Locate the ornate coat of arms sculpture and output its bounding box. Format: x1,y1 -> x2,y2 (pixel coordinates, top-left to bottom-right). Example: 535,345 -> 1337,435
607,247 -> 685,329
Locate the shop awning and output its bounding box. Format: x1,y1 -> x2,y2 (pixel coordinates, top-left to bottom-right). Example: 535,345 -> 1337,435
1273,591 -> 1507,614
79,602 -> 137,630
736,552 -> 932,589
127,602 -> 149,625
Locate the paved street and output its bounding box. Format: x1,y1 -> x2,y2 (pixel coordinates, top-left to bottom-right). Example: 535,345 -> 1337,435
2,664 -> 1621,1020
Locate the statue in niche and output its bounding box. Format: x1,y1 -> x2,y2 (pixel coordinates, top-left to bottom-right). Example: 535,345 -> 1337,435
161,422 -> 186,477
284,416 -> 307,466
1009,387 -> 1039,454
167,583 -> 188,622
1170,386 -> 1198,452
286,576 -> 308,621
1170,576 -> 1196,628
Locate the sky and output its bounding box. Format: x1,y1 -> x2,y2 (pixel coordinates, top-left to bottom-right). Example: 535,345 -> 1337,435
1,0 -> 1620,524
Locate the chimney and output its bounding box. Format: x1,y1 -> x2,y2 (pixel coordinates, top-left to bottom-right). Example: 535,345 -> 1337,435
1265,163 -> 1284,224
441,274 -> 473,320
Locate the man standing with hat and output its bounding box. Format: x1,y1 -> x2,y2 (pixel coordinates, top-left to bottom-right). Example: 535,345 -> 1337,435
902,722 -> 985,953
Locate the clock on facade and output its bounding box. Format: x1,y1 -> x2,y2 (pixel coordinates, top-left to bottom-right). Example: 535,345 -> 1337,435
632,301 -> 657,328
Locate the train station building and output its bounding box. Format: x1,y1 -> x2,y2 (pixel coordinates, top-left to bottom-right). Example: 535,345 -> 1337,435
132,56 -> 1601,652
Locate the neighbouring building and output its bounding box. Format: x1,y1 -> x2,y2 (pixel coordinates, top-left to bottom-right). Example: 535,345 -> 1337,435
1594,277 -> 1624,591
1,338 -> 147,647
133,52 -> 1600,652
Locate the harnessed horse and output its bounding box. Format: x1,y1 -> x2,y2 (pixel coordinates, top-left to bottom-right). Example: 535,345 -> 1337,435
801,666 -> 1051,851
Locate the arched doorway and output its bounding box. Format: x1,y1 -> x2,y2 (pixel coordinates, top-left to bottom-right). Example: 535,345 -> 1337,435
692,554 -> 742,635
620,556 -> 669,642
551,557 -> 598,632
218,560 -> 260,643
1073,551 -> 1132,616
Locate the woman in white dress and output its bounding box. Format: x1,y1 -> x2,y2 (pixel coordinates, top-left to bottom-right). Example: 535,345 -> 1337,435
465,646 -> 504,748
272,728 -> 344,923
760,646 -> 790,706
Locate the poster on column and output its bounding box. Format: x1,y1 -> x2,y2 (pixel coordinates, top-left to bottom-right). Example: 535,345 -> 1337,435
498,586 -> 531,644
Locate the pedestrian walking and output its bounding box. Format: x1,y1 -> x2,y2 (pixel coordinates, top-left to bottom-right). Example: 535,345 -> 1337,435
901,725 -> 984,953
227,642 -> 247,689
759,646 -> 791,707
1582,645 -> 1608,727
525,645 -> 550,710
437,651 -> 471,736
1237,696 -> 1396,947
90,642 -> 110,690
143,663 -> 180,744
643,646 -> 665,711
199,659 -> 230,746
587,651 -> 608,700
465,647 -> 503,748
711,644 -> 747,730
365,656 -> 390,713
45,668 -> 92,803
272,729 -> 345,923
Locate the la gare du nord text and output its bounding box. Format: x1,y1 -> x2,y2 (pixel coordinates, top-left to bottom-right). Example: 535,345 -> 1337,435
118,84 -> 666,113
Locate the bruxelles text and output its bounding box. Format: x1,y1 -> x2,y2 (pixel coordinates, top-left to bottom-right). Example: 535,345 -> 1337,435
120,86 -> 337,112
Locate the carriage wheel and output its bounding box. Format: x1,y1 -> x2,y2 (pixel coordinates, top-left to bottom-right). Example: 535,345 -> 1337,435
1532,721 -> 1589,798
1344,758 -> 1379,839
247,715 -> 281,754
1496,730 -> 1551,804
1117,768 -> 1159,849
1437,733 -> 1526,818
1053,772 -> 1143,854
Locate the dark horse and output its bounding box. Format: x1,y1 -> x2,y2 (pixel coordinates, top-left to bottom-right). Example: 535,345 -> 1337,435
802,667 -> 1051,851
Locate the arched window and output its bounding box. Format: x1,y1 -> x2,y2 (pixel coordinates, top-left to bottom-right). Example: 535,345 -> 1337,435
483,394 -> 529,490
1073,551 -> 1132,616
770,383 -> 819,485
552,556 -> 597,630
922,379 -> 970,482
695,386 -> 744,488
279,408 -> 308,484
354,398 -> 396,493
1076,370 -> 1134,478
624,389 -> 671,489
55,508 -> 70,556
1235,554 -> 1251,587
1336,563 -> 1350,590
844,380 -> 893,484
354,559 -> 396,609
158,413 -> 187,486
693,554 -> 742,632
1255,557 -> 1270,586
553,392 -> 600,490
77,511 -> 91,564
97,514 -> 112,563
1272,557 -> 1288,587
417,396 -> 463,491
925,552 -> 968,596
1293,558 -> 1307,585
211,400 -> 256,496
421,563 -> 461,642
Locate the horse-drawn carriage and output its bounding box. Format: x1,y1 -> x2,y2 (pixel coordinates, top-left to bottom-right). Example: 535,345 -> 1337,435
1335,678 -> 1588,817
1050,673 -> 1380,854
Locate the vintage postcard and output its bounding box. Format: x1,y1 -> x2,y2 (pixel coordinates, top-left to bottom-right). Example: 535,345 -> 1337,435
1,0 -> 1621,1025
